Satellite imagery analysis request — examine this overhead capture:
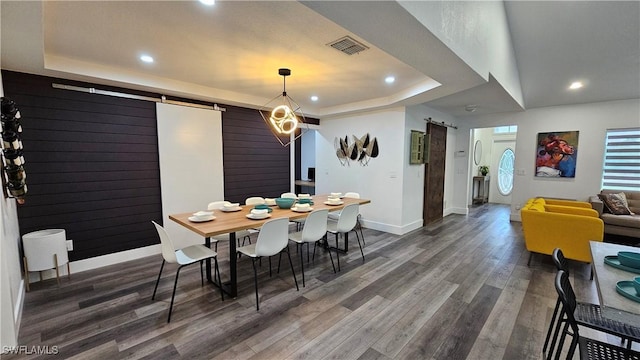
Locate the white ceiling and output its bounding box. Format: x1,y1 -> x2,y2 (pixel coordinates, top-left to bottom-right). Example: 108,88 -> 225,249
1,1 -> 638,119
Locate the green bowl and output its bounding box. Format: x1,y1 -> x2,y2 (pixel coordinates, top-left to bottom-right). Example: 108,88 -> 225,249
275,197 -> 295,209
635,276 -> 640,296
618,252 -> 640,269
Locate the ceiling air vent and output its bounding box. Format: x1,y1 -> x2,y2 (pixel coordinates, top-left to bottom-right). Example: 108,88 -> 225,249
327,36 -> 369,55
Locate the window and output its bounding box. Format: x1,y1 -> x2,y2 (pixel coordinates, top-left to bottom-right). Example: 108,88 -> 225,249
498,148 -> 515,195
494,125 -> 518,134
601,128 -> 640,191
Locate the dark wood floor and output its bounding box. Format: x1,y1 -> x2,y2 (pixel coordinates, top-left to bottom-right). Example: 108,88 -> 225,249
10,204 -> 636,359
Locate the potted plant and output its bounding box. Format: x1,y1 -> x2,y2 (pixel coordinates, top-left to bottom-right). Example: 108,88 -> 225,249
479,165 -> 489,176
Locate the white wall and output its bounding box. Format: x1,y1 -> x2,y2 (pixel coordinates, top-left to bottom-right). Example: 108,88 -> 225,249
317,105 -> 460,235
156,103 -> 224,249
0,71 -> 23,348
406,104 -> 461,219
316,108 -> 407,234
398,0 -> 523,107
455,99 -> 640,221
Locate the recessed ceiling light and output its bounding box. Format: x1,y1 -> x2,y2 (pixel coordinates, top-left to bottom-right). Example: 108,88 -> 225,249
569,81 -> 583,90
310,95 -> 319,102
140,55 -> 154,63
385,76 -> 395,84
199,0 -> 215,5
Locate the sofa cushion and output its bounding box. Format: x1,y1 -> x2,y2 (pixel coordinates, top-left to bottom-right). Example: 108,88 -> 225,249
598,192 -> 633,215
600,213 -> 640,229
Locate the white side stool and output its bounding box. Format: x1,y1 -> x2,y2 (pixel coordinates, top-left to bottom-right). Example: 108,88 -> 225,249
22,229 -> 70,291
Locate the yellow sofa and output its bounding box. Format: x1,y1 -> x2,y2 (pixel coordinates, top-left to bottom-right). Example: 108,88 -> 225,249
521,198 -> 604,265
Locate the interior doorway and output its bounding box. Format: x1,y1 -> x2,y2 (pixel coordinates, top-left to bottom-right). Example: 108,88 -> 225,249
470,126 -> 517,206
295,129 -> 317,194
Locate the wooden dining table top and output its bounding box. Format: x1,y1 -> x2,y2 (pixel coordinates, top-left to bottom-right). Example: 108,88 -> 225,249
168,194 -> 370,238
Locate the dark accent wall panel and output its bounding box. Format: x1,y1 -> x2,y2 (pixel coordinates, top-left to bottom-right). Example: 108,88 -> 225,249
221,105 -> 291,202
2,70 -> 162,261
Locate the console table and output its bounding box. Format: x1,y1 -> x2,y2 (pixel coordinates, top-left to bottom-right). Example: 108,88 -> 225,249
472,176 -> 489,204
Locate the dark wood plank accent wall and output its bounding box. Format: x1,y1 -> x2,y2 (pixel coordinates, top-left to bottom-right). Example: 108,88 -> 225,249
2,70 -> 162,261
2,70 -> 319,261
221,105 -> 291,203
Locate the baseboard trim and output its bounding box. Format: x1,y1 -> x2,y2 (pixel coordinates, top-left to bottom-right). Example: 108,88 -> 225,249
70,244 -> 161,273
27,244 -> 161,282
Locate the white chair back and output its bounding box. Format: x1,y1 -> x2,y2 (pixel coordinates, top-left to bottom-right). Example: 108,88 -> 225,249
302,209 -> 329,242
152,221 -> 178,264
336,203 -> 359,233
280,192 -> 296,198
246,197 -> 265,206
208,200 -> 229,210
255,217 -> 289,257
344,192 -> 360,198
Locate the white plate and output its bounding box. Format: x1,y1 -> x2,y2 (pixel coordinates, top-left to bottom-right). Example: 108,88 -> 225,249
291,206 -> 313,212
188,215 -> 215,222
219,206 -> 242,212
246,213 -> 271,220
324,201 -> 344,206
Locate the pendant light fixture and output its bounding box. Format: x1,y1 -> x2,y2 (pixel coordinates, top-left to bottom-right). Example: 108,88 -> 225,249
260,68 -> 307,146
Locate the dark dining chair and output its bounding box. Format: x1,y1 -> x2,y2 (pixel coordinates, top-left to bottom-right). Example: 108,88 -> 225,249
544,248 -> 639,359
552,270 -> 640,360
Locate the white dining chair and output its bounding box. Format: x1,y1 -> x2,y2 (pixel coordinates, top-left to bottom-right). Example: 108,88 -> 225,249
328,192 -> 365,246
326,203 -> 365,272
237,217 -> 299,311
288,209 -> 329,287
245,197 -> 267,236
151,221 -> 223,323
280,192 -> 303,229
208,201 -> 252,247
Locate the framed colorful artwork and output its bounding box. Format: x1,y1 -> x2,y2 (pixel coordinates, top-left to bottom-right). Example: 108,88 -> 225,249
535,131 -> 579,178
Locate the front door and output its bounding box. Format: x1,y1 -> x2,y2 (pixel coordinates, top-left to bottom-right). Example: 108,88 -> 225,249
423,123 -> 447,225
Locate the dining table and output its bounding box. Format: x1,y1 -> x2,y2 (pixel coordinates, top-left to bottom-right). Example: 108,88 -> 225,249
169,194 -> 370,297
589,241 -> 640,326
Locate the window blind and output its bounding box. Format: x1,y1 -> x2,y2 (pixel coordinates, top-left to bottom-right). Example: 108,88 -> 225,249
601,127 -> 640,191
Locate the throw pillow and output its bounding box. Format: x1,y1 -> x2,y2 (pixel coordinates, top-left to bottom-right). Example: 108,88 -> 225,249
597,193 -> 633,215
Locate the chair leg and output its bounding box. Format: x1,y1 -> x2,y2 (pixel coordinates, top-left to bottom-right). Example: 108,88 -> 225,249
357,217 -> 365,247
335,233 -> 340,272
252,258 -> 259,311
543,298 -> 561,354
547,309 -> 565,360
354,230 -> 365,263
200,260 -> 204,286
300,243 -> 306,287
168,266 -> 184,323
590,265 -> 594,280
552,321 -> 571,360
214,257 -> 224,301
285,248 -> 299,291
152,259 -> 166,300
527,252 -> 533,266
277,252 -> 282,274
312,241 -> 317,261
328,246 -> 337,273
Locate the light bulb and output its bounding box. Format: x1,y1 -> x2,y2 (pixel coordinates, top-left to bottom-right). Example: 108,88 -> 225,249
269,105 -> 298,134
